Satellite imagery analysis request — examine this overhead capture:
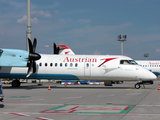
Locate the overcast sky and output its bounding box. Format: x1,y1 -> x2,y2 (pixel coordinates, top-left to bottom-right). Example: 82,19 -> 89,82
0,0 -> 160,60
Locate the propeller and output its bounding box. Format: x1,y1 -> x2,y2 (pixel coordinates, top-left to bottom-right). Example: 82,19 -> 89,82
45,42 -> 59,54
26,37 -> 41,77
54,42 -> 59,54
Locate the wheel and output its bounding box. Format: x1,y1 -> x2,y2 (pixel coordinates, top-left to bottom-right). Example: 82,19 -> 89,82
134,83 -> 141,89
11,80 -> 20,87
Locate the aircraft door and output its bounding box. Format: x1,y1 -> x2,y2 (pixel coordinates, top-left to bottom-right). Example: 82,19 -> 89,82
84,62 -> 91,76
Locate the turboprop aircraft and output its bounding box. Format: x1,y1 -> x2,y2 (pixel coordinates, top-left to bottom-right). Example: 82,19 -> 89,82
45,43 -> 158,89
136,60 -> 160,76
55,44 -> 160,78
0,38 -> 156,89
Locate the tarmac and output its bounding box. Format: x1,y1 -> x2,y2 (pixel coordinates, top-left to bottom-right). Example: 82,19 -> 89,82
1,80 -> 160,120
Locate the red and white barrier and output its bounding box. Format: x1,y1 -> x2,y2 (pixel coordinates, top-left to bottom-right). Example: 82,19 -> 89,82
89,82 -> 104,85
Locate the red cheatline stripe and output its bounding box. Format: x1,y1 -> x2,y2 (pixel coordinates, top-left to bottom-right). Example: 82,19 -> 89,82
124,107 -> 130,110
69,106 -> 79,113
9,113 -> 29,116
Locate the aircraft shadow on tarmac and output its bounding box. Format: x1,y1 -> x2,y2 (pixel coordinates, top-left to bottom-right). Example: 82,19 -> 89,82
2,84 -> 134,90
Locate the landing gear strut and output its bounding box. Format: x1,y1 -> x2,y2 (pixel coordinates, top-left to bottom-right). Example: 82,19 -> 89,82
134,81 -> 153,89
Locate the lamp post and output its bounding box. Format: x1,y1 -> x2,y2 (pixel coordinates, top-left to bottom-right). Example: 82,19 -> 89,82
26,0 -> 31,51
144,53 -> 149,60
117,35 -> 127,55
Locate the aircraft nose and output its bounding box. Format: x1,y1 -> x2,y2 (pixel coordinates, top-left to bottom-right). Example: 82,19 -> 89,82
143,69 -> 157,80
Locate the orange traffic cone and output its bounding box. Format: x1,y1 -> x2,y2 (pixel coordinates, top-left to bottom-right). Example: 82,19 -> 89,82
48,84 -> 51,91
42,82 -> 44,86
158,84 -> 160,91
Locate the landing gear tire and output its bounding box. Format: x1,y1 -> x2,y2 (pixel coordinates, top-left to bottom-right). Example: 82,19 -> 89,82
134,83 -> 141,89
12,80 -> 21,87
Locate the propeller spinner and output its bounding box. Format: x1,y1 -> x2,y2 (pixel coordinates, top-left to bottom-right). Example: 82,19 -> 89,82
26,37 -> 41,77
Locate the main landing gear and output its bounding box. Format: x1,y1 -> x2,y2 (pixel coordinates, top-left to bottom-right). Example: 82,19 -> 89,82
134,81 -> 153,89
11,79 -> 21,87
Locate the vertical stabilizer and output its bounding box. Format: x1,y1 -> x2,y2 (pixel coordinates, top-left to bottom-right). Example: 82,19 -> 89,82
58,45 -> 75,55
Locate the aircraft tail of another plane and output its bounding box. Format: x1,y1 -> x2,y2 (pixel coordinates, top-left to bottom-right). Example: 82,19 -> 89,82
58,45 -> 75,55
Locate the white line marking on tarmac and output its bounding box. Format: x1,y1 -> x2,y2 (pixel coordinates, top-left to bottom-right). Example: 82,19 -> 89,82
35,117 -> 54,120
20,99 -> 44,101
137,105 -> 160,107
3,112 -> 160,117
3,103 -> 64,106
97,94 -> 114,97
125,93 -> 142,95
61,96 -> 82,99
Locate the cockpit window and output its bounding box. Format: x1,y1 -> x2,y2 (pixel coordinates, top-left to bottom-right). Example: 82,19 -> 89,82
120,60 -> 130,65
120,60 -> 138,65
129,60 -> 138,65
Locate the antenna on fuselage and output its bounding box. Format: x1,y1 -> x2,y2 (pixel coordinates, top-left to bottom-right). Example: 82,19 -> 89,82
26,0 -> 31,51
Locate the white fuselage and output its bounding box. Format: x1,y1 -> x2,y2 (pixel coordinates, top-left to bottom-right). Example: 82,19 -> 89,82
136,60 -> 160,76
0,54 -> 156,81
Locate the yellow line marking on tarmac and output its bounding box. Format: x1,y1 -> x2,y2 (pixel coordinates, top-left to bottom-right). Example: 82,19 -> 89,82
126,88 -> 132,90
125,87 -> 158,90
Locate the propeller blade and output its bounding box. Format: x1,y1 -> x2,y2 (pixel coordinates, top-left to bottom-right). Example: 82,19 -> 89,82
57,46 -> 59,54
26,61 -> 33,77
33,61 -> 36,74
54,42 -> 60,54
33,37 -> 37,53
26,37 -> 41,78
28,38 -> 33,53
54,42 -> 57,54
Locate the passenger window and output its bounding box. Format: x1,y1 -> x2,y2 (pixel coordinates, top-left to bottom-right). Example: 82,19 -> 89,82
45,63 -> 47,67
55,63 -> 58,67
75,63 -> 78,67
70,63 -> 73,67
39,63 -> 42,66
50,63 -> 53,67
60,63 -> 62,67
86,63 -> 89,67
65,63 -> 67,67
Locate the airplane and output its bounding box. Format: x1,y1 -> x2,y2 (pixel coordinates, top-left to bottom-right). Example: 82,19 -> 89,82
56,45 -> 160,78
0,38 -> 156,89
136,60 -> 160,76
47,43 -> 159,89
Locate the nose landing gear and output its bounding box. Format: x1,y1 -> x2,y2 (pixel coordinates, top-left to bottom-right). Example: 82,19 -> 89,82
134,81 -> 153,89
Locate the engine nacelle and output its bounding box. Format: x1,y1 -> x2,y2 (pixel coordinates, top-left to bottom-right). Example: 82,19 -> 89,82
0,49 -> 29,67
